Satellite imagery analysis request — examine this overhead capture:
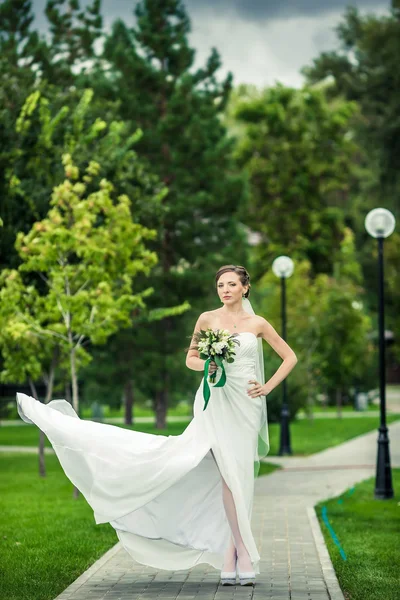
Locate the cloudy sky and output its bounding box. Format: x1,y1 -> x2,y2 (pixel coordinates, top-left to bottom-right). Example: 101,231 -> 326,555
32,0 -> 390,88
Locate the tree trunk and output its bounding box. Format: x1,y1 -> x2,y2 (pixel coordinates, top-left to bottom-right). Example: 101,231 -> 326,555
305,360 -> 314,421
155,224 -> 174,430
156,346 -> 170,429
69,344 -> 80,499
38,429 -> 46,476
29,378 -> 46,478
155,308 -> 172,429
124,379 -> 134,425
323,387 -> 329,411
305,339 -> 317,421
336,387 -> 342,419
306,387 -> 314,421
65,380 -> 71,404
155,387 -> 167,429
38,349 -> 58,476
70,346 -> 79,415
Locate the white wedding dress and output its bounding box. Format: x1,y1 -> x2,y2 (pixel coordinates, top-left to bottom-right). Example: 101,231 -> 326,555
16,331 -> 270,574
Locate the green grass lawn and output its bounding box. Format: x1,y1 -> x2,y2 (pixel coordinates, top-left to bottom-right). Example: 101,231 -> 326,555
80,404 -> 194,418
0,452 -> 278,600
258,460 -> 281,476
316,468 -> 400,600
0,453 -> 117,600
1,415 -> 399,457
0,420 -> 191,446
299,404 -> 370,413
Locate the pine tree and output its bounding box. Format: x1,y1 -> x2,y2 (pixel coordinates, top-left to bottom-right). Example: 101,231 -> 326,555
99,0 -> 247,427
302,1 -> 400,361
302,3 -> 400,210
41,0 -> 102,86
0,0 -> 42,269
0,0 -> 35,66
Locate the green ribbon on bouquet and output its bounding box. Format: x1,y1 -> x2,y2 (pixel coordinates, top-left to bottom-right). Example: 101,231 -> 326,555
203,355 -> 226,410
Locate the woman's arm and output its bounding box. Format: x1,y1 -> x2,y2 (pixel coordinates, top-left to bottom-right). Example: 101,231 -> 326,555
185,312 -> 209,372
259,316 -> 298,395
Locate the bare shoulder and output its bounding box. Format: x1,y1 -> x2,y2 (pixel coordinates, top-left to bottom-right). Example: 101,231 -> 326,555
254,315 -> 266,325
195,310 -> 213,329
249,315 -> 265,336
256,315 -> 276,335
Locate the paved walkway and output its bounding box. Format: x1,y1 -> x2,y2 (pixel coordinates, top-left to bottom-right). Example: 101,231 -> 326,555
42,420 -> 399,600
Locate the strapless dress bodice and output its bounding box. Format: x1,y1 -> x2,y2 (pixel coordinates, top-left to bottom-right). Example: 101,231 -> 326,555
223,332 -> 258,374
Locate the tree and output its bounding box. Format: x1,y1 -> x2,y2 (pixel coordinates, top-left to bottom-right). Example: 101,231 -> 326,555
0,0 -> 39,69
302,2 -> 400,368
231,83 -> 363,279
302,3 -> 400,211
0,0 -> 44,269
317,228 -> 375,415
0,270 -> 59,477
2,78 -> 192,429
37,0 -> 103,86
14,153 -> 159,415
254,228 -> 374,422
96,0 -> 247,427
3,87 -> 166,269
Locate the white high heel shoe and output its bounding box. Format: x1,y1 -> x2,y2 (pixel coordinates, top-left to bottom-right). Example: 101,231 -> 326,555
237,552 -> 256,586
220,549 -> 237,586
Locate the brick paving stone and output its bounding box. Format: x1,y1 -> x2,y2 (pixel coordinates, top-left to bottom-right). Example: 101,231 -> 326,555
51,420 -> 400,600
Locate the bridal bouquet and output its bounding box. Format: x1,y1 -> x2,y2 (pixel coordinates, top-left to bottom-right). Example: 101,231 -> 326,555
190,328 -> 240,410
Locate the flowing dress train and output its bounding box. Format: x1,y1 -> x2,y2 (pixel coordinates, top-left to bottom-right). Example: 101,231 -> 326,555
15,331 -> 268,574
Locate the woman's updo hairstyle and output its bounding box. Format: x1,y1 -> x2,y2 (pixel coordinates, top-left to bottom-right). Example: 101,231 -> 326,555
215,264 -> 251,298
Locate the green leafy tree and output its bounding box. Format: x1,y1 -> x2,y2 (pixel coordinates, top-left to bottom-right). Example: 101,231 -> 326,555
231,84 -> 363,279
0,270 -> 59,476
14,153 -> 159,415
302,1 -> 400,373
383,232 -> 400,365
3,87 -> 165,269
302,2 -> 400,210
317,228 -> 375,414
254,228 -> 374,423
0,0 -> 44,269
39,0 -> 102,86
0,0 -> 38,67
80,299 -> 192,425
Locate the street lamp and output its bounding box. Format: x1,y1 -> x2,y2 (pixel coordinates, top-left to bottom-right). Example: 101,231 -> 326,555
365,208 -> 395,500
272,256 -> 294,456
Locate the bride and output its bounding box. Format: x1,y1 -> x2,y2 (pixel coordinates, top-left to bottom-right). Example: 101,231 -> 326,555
16,263 -> 298,587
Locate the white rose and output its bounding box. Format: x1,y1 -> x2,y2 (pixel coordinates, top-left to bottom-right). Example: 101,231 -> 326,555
212,341 -> 228,353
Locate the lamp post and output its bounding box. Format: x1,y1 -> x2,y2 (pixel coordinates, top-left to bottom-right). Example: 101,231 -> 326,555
272,256 -> 294,456
364,208 -> 395,500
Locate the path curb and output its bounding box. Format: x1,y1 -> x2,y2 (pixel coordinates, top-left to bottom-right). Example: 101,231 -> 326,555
307,506 -> 345,600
